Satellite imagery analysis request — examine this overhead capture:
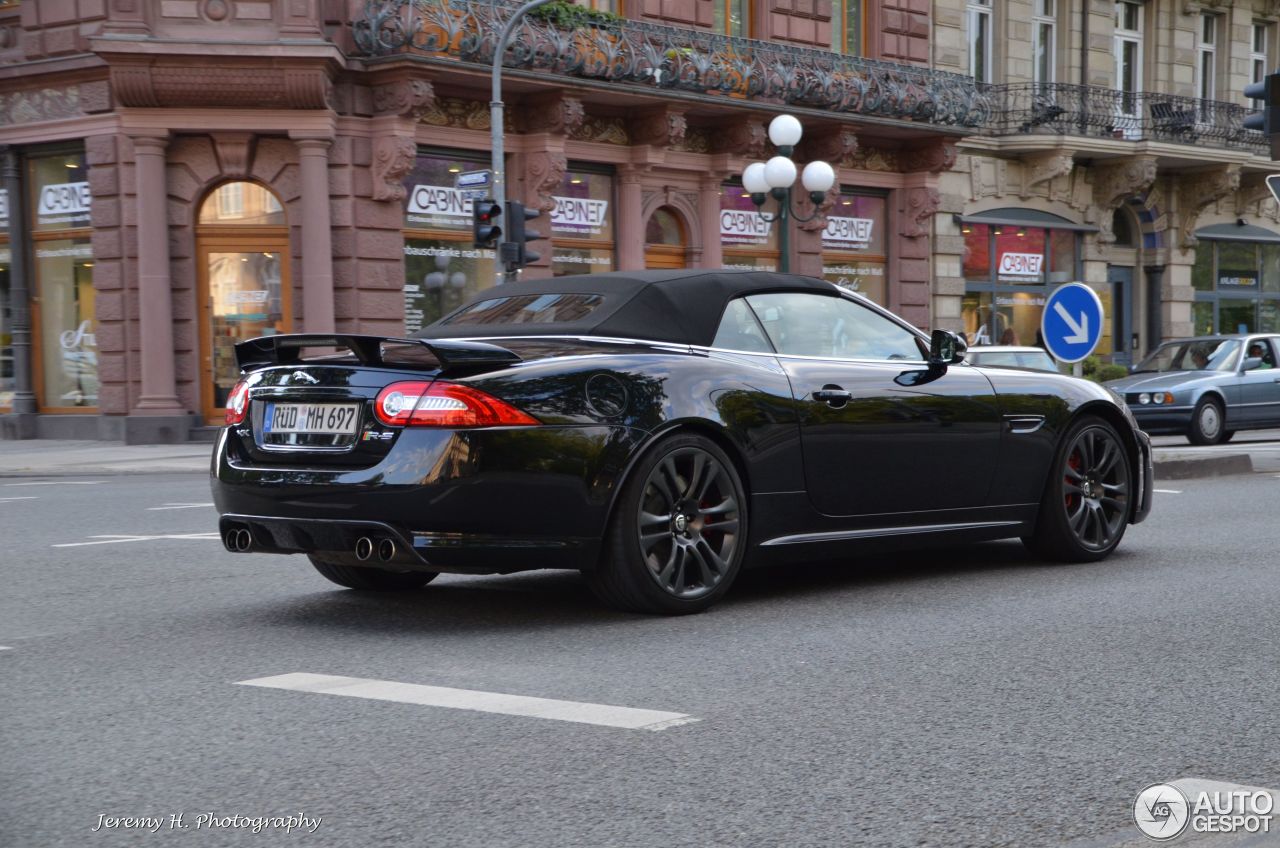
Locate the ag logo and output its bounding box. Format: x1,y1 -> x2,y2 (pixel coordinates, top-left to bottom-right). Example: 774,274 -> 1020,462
1134,783 -> 1190,840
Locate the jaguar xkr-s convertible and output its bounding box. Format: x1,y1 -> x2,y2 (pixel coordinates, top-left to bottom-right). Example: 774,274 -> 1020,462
213,270 -> 1153,614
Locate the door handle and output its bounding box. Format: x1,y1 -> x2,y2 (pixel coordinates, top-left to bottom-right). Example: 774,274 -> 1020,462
813,386 -> 853,405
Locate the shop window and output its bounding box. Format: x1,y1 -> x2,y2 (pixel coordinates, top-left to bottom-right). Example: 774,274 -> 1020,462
1190,239 -> 1280,334
550,167 -> 615,277
29,149 -> 96,412
1110,209 -> 1135,248
719,184 -> 777,271
961,219 -> 1082,349
821,190 -> 886,305
401,151 -> 498,332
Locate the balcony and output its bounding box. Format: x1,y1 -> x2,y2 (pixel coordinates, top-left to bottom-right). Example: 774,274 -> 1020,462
985,83 -> 1266,156
352,0 -> 990,129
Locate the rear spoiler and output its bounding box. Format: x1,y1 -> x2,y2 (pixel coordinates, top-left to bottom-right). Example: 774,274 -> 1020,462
234,334 -> 522,373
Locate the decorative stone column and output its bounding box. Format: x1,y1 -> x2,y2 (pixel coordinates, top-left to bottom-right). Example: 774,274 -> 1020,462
126,132 -> 188,443
1,146 -> 36,438
617,166 -> 645,271
697,174 -> 724,270
291,134 -> 336,333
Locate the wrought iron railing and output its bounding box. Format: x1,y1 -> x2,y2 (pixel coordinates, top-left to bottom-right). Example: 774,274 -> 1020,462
987,83 -> 1266,153
353,0 -> 993,127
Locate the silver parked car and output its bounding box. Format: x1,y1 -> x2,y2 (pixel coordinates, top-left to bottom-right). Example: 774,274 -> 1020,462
1104,334 -> 1280,444
964,345 -> 1061,373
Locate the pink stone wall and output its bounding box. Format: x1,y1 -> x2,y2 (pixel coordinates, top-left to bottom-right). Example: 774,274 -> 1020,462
874,0 -> 930,65
17,0 -> 105,61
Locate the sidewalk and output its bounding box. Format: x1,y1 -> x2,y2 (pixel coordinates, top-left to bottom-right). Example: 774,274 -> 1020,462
0,440 -> 213,476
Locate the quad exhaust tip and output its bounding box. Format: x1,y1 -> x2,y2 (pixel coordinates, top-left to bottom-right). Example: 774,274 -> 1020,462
224,527 -> 252,553
354,536 -> 375,562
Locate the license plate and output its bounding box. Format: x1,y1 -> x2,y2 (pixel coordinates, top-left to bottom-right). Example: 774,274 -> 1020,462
263,402 -> 360,435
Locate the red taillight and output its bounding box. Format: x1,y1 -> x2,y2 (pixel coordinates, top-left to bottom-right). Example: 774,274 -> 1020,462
373,381 -> 539,428
225,379 -> 250,425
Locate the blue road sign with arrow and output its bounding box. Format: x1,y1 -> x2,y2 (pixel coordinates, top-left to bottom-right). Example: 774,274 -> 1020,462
1040,282 -> 1104,363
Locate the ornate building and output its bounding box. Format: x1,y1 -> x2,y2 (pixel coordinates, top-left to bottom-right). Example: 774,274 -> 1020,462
0,0 -> 984,441
934,0 -> 1279,363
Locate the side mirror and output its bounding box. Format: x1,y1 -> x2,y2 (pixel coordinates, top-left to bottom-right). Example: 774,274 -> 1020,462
929,329 -> 967,368
1242,356 -> 1263,372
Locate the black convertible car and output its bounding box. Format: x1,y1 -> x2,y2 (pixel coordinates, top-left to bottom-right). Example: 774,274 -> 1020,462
213,270 -> 1153,614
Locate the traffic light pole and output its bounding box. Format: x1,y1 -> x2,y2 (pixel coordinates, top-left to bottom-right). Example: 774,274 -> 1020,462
491,0 -> 554,286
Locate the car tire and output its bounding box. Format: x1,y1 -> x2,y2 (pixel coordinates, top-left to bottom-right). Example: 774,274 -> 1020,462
1187,397 -> 1227,445
1024,415 -> 1131,563
308,554 -> 438,591
587,433 -> 748,615
1221,430 -> 1236,443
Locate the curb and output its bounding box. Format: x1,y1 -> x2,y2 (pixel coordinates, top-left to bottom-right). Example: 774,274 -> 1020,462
1153,453 -> 1255,480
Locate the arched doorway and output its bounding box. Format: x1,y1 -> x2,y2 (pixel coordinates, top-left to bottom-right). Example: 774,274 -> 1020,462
644,207 -> 688,269
196,181 -> 290,422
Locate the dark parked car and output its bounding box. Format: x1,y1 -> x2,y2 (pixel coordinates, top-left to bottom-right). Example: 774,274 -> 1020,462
1104,334 -> 1280,444
213,270 -> 1153,614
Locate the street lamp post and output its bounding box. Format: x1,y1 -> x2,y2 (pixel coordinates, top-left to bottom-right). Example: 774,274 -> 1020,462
740,115 -> 836,274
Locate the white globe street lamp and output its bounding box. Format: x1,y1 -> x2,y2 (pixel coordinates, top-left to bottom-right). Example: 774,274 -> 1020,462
739,114 -> 836,273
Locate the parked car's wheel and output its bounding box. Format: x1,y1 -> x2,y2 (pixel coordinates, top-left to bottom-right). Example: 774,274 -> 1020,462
308,554 -> 438,591
587,433 -> 747,615
1024,416 -> 1131,562
1187,396 -> 1227,445
1221,430 -> 1235,443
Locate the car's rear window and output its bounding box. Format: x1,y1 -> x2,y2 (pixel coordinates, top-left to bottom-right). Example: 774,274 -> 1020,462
442,293 -> 605,326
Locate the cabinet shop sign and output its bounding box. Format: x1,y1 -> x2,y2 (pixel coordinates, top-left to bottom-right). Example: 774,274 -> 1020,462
37,181 -> 91,227
997,252 -> 1043,281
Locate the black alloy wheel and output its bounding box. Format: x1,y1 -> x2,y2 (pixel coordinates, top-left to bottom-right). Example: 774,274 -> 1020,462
308,554 -> 438,591
1025,416 -> 1131,562
588,434 -> 747,614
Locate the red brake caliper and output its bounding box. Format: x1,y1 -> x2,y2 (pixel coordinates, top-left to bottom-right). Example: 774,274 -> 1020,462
1065,451 -> 1082,510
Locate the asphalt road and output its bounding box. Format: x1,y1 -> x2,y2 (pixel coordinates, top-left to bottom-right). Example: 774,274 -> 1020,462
3,470 -> 1280,848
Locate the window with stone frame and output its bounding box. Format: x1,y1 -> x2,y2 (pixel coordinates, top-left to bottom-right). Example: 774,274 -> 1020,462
968,0 -> 993,83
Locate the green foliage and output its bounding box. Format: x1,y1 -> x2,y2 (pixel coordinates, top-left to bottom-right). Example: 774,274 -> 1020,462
1078,356 -> 1127,383
1096,364 -> 1129,382
528,1 -> 623,29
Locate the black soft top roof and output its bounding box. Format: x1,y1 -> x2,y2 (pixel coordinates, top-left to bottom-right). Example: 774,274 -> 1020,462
419,269 -> 839,346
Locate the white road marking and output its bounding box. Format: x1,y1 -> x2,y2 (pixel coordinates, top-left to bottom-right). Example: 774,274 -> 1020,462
237,673 -> 701,732
0,646 -> 12,651
52,533 -> 221,548
0,496 -> 39,502
147,502 -> 215,511
1153,489 -> 1182,494
4,480 -> 105,487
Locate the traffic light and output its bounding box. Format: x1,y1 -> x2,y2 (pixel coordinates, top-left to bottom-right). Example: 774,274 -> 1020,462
505,201 -> 546,271
472,199 -> 501,249
1243,72 -> 1280,135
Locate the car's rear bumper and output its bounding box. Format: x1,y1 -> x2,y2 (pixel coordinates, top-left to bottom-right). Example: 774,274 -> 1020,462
211,424 -> 643,573
218,513 -> 598,573
1133,430 -> 1154,525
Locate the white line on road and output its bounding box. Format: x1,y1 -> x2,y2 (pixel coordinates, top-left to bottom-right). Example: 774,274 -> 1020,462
147,502 -> 215,511
4,480 -> 105,487
0,646 -> 12,651
237,673 -> 701,732
52,533 -> 221,548
1153,489 -> 1182,494
0,496 -> 38,502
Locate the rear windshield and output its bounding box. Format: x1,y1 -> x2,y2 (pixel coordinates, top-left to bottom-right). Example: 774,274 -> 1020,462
442,293 -> 605,326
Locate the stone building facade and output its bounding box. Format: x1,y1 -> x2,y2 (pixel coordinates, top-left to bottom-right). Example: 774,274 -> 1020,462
0,0 -> 981,441
933,0 -> 1280,364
